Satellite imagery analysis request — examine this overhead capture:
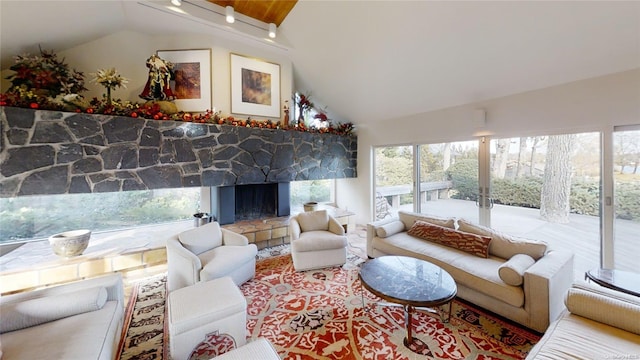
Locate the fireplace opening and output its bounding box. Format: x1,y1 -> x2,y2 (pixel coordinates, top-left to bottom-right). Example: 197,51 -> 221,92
235,183 -> 276,221
211,182 -> 290,225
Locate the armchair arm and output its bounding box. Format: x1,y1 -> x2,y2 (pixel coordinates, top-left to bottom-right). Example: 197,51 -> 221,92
289,217 -> 301,241
328,216 -> 346,235
221,228 -> 249,246
523,249 -> 574,332
166,237 -> 202,292
366,216 -> 400,258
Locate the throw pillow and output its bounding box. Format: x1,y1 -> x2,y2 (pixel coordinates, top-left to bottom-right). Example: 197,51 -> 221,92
398,210 -> 455,230
297,210 -> 329,232
407,220 -> 491,258
498,254 -> 535,286
457,219 -> 547,260
0,286 -> 108,334
178,222 -> 223,255
375,220 -> 405,238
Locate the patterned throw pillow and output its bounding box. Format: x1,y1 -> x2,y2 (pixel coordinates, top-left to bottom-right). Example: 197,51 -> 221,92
407,220 -> 492,258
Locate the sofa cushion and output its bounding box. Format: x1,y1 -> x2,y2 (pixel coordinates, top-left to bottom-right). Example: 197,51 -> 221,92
292,231 -> 348,252
566,283 -> 640,335
407,220 -> 491,258
457,219 -> 547,260
375,220 -> 405,238
0,286 -> 107,334
198,245 -> 257,281
398,210 -> 455,230
498,254 -> 535,286
297,210 -> 329,232
179,222 -> 223,255
0,301 -> 122,360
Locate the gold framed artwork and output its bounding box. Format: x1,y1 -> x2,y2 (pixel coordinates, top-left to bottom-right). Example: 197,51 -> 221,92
156,49 -> 212,112
230,53 -> 281,118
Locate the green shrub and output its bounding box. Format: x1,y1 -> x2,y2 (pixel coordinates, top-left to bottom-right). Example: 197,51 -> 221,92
446,159 -> 479,201
491,177 -> 542,208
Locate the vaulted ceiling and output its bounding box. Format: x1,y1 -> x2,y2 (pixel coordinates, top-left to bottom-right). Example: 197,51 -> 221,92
1,1 -> 639,126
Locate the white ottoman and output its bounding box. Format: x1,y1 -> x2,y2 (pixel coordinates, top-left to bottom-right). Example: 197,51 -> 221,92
213,338 -> 280,360
168,277 -> 247,360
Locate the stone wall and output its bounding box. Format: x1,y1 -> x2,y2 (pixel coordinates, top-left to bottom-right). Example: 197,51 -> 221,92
0,107 -> 357,197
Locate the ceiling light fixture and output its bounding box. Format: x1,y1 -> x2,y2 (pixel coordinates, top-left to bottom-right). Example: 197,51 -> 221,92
268,23 -> 276,39
171,0 -> 181,6
225,6 -> 235,23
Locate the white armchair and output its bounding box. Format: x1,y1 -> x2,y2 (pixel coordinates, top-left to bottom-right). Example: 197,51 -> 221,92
166,222 -> 258,292
290,209 -> 348,271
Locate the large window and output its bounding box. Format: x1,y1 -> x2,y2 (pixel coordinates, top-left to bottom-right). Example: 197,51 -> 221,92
373,146 -> 414,220
290,179 -> 334,213
0,188 -> 201,245
613,127 -> 640,272
376,128 -> 636,281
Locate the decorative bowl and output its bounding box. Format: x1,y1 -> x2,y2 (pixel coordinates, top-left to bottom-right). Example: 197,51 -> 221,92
303,202 -> 319,212
48,229 -> 91,257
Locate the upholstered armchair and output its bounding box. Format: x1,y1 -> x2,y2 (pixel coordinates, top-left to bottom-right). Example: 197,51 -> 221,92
166,222 -> 258,292
290,209 -> 348,271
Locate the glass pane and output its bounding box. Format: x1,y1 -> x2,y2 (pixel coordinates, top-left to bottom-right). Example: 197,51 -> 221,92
489,133 -> 601,280
613,129 -> 640,272
374,146 -> 414,220
418,141 -> 479,223
290,179 -> 334,213
0,188 -> 201,244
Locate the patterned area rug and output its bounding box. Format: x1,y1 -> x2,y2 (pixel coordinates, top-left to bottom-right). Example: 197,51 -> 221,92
242,255 -> 539,359
116,251 -> 540,359
116,274 -> 168,360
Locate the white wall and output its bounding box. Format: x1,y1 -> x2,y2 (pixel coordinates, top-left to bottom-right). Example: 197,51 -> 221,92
1,29 -> 293,121
337,68 -> 640,225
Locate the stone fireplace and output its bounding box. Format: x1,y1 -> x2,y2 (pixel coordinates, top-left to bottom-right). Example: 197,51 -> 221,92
0,107 -> 357,199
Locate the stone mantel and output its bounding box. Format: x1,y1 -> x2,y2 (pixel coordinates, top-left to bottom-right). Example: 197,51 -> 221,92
0,107 -> 357,197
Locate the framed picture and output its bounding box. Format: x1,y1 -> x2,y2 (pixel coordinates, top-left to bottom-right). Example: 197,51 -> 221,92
230,53 -> 281,118
156,49 -> 212,112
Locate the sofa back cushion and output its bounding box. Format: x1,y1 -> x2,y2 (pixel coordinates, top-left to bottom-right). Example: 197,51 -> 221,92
398,210 -> 455,230
0,286 -> 108,333
457,219 -> 547,260
297,210 -> 329,232
178,222 -> 223,255
407,220 -> 491,258
566,283 -> 640,335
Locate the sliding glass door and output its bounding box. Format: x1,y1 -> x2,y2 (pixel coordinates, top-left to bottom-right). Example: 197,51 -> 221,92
417,141 -> 481,223
488,133 -> 601,279
373,127 -> 636,279
373,146 -> 414,220
612,127 -> 640,272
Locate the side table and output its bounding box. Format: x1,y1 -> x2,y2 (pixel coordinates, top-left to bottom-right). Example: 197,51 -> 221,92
585,268 -> 640,297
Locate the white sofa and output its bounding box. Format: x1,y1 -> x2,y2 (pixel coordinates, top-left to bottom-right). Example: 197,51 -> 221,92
367,210 -> 574,333
0,273 -> 124,360
527,282 -> 640,359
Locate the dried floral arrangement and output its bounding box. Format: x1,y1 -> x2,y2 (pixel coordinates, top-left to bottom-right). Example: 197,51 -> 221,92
1,49 -> 355,137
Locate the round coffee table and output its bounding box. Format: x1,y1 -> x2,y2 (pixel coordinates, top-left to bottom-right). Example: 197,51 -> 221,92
359,255 -> 457,347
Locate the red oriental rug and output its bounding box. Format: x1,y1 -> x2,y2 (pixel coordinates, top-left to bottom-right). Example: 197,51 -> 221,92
240,254 -> 540,360
117,250 -> 541,360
